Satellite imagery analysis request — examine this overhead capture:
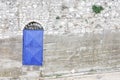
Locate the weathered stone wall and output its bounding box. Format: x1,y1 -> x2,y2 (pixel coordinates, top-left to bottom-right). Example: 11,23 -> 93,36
0,0 -> 120,79
0,0 -> 120,37
44,30 -> 120,76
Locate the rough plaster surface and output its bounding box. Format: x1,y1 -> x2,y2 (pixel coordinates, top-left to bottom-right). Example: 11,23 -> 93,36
0,33 -> 120,79
0,0 -> 120,79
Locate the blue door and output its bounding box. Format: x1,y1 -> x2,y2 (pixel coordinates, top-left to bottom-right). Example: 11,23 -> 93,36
22,22 -> 43,66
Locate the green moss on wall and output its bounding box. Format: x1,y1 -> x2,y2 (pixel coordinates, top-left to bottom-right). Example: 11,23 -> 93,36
92,5 -> 104,14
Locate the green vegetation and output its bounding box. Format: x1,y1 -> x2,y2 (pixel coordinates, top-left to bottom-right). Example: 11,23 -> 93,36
92,5 -> 104,14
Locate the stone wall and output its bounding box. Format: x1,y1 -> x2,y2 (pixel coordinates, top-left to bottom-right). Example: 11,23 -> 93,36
44,30 -> 120,76
0,0 -> 120,78
0,0 -> 120,37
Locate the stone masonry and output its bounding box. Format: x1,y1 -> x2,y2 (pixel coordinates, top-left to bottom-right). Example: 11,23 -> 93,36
0,0 -> 120,79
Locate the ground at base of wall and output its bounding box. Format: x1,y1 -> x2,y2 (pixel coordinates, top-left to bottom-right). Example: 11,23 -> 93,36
0,71 -> 120,80
47,71 -> 120,80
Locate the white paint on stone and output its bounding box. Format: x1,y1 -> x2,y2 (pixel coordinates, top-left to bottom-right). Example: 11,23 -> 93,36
0,59 -> 21,69
0,0 -> 119,38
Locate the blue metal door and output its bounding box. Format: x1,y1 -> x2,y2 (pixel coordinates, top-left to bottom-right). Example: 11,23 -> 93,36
22,22 -> 43,66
